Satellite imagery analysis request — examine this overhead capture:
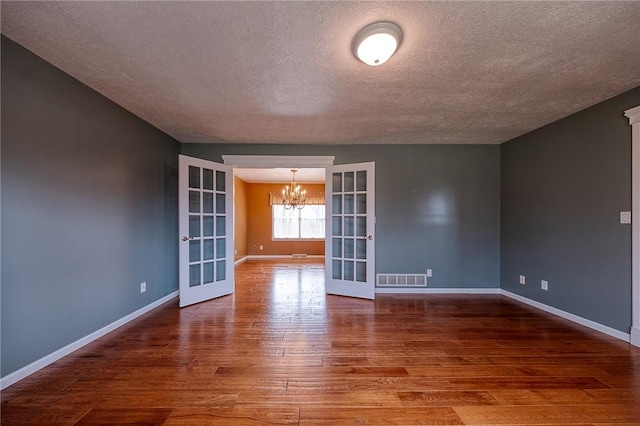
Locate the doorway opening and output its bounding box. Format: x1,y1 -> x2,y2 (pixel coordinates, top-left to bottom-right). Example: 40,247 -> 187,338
223,156 -> 335,299
232,167 -> 328,298
232,167 -> 327,265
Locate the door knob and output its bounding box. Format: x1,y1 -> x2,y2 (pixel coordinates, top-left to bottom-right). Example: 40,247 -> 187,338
368,235 -> 373,240
181,236 -> 193,241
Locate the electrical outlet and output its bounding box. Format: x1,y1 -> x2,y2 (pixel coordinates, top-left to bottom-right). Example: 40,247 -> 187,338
519,275 -> 526,285
426,269 -> 432,277
541,280 -> 548,291
140,282 -> 146,293
234,249 -> 238,255
620,211 -> 631,224
259,245 -> 263,250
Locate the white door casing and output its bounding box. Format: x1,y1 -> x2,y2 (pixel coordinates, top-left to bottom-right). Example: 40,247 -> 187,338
625,105 -> 640,347
179,155 -> 234,307
325,162 -> 376,299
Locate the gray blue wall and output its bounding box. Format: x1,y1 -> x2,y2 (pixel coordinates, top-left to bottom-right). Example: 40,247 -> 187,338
501,87 -> 640,333
1,36 -> 180,377
182,144 -> 501,288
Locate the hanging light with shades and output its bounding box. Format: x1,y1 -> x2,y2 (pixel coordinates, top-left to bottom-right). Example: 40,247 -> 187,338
282,169 -> 306,209
352,21 -> 403,66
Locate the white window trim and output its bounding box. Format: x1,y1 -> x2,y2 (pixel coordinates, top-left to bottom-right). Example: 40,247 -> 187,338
625,105 -> 640,347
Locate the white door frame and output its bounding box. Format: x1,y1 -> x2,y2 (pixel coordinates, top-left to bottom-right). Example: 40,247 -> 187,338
625,105 -> 640,347
222,154 -> 336,260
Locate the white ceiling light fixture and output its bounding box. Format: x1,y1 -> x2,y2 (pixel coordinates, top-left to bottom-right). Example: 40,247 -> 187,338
352,21 -> 403,66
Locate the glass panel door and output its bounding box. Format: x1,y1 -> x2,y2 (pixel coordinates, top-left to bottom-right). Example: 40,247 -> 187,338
325,162 -> 375,299
179,155 -> 234,307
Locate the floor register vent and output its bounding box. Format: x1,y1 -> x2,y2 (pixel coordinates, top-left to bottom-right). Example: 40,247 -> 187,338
377,274 -> 427,287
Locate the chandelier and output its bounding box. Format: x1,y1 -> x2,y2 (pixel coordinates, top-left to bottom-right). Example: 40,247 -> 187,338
282,169 -> 306,209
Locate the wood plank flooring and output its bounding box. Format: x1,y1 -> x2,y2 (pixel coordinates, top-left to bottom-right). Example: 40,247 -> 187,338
2,259 -> 640,425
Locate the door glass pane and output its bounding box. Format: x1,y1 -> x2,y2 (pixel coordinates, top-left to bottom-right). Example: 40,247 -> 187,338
356,194 -> 366,214
189,240 -> 201,262
344,260 -> 354,281
203,216 -> 214,237
332,238 -> 342,258
356,239 -> 366,259
189,191 -> 200,213
216,238 -> 226,259
216,260 -> 226,281
332,173 -> 342,193
203,169 -> 214,190
203,239 -> 214,260
332,194 -> 342,214
216,171 -> 226,191
344,194 -> 354,214
216,216 -> 226,236
356,216 -> 366,237
356,171 -> 367,191
189,166 -> 200,189
203,262 -> 214,284
332,216 -> 342,236
356,261 -> 366,282
189,264 -> 201,287
189,215 -> 201,237
203,192 -> 214,213
344,238 -> 354,259
344,172 -> 354,192
344,217 -> 354,236
216,193 -> 225,214
332,260 -> 342,279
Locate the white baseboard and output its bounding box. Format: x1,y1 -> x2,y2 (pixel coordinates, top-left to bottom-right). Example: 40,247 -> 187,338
0,291 -> 179,390
244,255 -> 325,260
375,287 -> 501,294
631,327 -> 640,347
501,290 -> 630,343
234,256 -> 249,265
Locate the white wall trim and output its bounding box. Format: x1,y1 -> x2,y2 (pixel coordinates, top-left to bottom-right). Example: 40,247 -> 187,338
235,254 -> 324,266
625,105 -> 640,346
0,291 -> 179,390
501,290 -> 630,342
375,287 -> 501,294
632,327 -> 640,347
234,256 -> 249,266
625,105 -> 640,125
222,155 -> 335,167
244,254 -> 325,260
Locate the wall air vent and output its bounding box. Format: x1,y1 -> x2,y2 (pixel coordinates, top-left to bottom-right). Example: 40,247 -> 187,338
376,274 -> 427,287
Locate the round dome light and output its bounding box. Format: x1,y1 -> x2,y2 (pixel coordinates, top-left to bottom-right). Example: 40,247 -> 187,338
352,22 -> 403,66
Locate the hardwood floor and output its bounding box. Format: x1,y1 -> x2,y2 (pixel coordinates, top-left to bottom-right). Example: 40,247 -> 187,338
2,259 -> 640,425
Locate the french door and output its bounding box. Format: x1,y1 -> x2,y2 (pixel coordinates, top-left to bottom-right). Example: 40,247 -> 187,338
325,162 -> 376,299
178,155 -> 234,307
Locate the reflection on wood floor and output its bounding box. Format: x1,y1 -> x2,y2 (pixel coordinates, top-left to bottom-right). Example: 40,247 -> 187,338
2,258 -> 640,424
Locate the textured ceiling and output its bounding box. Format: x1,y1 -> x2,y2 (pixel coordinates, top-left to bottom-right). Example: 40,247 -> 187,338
2,1 -> 639,145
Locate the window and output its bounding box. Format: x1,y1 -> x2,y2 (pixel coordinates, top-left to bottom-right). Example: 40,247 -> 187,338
272,205 -> 325,239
